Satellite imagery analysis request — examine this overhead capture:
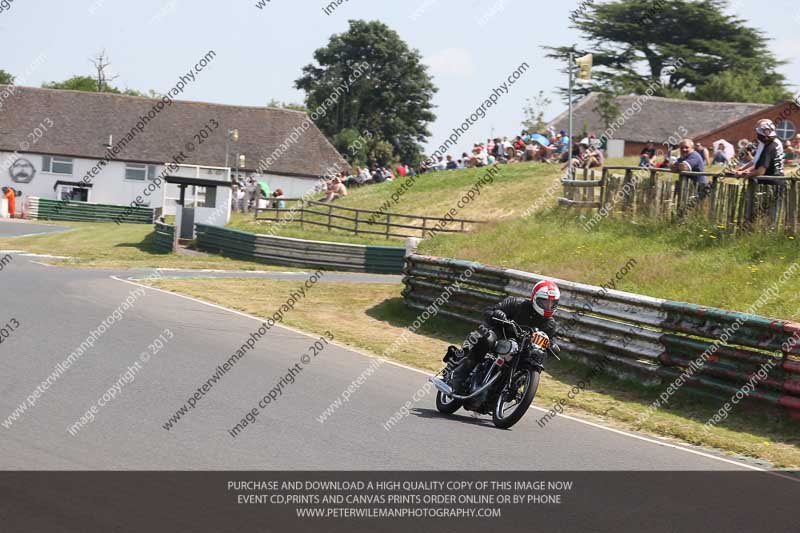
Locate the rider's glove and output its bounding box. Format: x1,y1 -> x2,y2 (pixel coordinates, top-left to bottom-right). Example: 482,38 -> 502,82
491,310 -> 508,321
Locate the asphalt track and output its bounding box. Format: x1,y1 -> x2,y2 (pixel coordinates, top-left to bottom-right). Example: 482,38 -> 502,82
0,220 -> 71,237
0,245 -> 775,472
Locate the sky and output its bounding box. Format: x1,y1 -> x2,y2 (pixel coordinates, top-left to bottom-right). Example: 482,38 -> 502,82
1,0 -> 799,161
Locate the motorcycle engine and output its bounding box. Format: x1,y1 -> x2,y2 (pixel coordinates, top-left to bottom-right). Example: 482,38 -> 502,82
464,359 -> 494,412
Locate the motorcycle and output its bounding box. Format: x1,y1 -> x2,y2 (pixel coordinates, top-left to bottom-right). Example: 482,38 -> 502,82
429,317 -> 559,429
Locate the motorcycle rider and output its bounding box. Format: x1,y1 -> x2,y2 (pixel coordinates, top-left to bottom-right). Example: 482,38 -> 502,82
449,280 -> 560,394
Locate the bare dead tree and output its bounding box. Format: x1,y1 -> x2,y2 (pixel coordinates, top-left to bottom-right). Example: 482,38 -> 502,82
90,50 -> 120,92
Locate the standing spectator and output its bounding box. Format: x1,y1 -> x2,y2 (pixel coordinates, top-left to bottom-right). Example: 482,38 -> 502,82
696,142 -> 711,166
671,139 -> 707,185
735,119 -> 784,180
271,189 -> 285,209
2,187 -> 15,218
235,187 -> 246,213
245,178 -> 257,212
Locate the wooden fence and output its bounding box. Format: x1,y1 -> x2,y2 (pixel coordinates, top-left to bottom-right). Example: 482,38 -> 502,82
254,199 -> 482,239
561,166 -> 800,233
403,254 -> 800,415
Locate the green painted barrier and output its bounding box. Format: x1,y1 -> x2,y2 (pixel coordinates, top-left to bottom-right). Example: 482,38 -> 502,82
195,224 -> 405,274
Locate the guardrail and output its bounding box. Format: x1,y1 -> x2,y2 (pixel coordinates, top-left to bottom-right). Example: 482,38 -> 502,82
561,166 -> 800,233
402,254 -> 800,414
195,224 -> 407,274
27,197 -> 154,224
254,198 -> 483,239
152,222 -> 175,254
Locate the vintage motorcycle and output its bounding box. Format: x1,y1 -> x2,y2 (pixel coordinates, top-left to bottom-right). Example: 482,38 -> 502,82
429,317 -> 559,429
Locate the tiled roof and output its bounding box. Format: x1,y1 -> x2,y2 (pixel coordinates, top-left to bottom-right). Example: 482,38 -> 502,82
0,85 -> 347,178
547,92 -> 771,143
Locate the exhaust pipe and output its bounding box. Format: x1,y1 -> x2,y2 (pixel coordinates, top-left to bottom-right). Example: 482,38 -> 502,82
429,373 -> 502,401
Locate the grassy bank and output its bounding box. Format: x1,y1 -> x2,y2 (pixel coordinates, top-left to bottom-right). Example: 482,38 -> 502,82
420,209 -> 800,320
146,277 -> 800,468
226,162 -> 563,245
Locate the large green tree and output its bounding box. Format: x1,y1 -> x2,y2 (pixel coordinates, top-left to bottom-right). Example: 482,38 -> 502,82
548,0 -> 790,104
295,20 -> 437,165
0,69 -> 14,84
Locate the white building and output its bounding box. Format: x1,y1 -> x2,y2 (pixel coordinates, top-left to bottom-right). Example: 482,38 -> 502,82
0,85 -> 347,221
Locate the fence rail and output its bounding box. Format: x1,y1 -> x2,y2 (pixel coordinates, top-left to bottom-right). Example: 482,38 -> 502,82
254,199 -> 483,239
561,166 -> 800,232
402,254 -> 800,414
27,197 -> 154,224
195,223 -> 407,274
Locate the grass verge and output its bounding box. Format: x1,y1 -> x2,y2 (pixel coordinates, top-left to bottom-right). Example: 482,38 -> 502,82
0,221 -> 293,271
146,277 -> 800,468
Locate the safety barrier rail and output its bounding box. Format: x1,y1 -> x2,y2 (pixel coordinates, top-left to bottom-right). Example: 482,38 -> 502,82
195,224 -> 407,274
27,197 -> 154,224
402,254 -> 800,413
152,222 -> 175,253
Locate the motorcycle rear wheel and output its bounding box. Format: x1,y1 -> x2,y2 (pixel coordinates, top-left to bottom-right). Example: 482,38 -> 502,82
435,390 -> 463,414
492,369 -> 539,429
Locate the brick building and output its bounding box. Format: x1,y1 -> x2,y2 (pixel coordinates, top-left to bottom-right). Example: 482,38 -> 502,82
694,100 -> 800,153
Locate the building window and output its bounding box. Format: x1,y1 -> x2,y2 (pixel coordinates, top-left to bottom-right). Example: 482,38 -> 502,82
42,156 -> 74,175
126,163 -> 158,180
776,120 -> 796,141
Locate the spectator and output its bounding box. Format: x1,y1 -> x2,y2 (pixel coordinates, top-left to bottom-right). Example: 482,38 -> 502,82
785,139 -> 797,165
2,186 -> 15,218
696,142 -> 711,166
235,186 -> 246,213
371,165 -> 386,184
433,156 -> 447,171
446,155 -> 458,170
639,140 -> 657,167
584,142 -> 604,168
395,164 -> 407,177
322,177 -> 348,202
735,119 -> 784,180
712,142 -> 730,164
671,139 -> 707,186
271,189 -> 285,209
245,178 -> 257,212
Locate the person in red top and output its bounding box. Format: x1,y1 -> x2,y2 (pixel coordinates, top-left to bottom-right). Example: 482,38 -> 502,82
2,187 -> 15,218
395,164 -> 407,177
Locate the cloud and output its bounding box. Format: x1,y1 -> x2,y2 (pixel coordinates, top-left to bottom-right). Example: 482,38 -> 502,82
424,48 -> 474,79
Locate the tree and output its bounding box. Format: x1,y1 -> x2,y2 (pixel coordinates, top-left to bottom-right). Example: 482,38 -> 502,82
295,19 -> 437,164
521,91 -> 552,133
690,70 -> 791,104
267,99 -> 309,113
547,0 -> 790,103
0,69 -> 14,85
90,50 -> 119,93
42,50 -> 154,97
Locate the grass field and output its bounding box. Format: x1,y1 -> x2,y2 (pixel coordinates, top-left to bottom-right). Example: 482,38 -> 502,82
0,221 -> 290,270
147,277 -> 800,468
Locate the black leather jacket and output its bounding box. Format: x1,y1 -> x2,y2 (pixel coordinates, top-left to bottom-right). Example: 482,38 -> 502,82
483,296 -> 558,340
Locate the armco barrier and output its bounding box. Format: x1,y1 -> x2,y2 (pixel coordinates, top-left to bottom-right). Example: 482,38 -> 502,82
152,222 -> 175,253
402,254 -> 800,413
27,197 -> 154,224
195,224 -> 406,274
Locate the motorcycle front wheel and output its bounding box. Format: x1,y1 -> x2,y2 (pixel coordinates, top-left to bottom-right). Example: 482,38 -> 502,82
435,390 -> 463,414
492,369 -> 539,429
